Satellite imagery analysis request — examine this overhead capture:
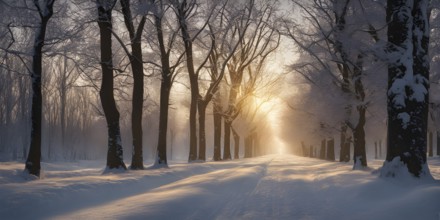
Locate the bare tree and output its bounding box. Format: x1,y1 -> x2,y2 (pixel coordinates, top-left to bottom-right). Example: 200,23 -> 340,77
197,0 -> 248,161
116,0 -> 148,169
96,0 -> 126,170
285,0 -> 384,167
24,0 -> 56,177
171,0 -> 214,161
223,0 -> 280,160
152,0 -> 184,166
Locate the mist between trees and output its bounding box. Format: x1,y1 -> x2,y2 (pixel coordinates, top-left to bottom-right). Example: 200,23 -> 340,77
0,0 -> 439,178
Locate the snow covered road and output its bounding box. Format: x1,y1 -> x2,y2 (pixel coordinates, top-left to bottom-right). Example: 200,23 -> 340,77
1,155 -> 440,220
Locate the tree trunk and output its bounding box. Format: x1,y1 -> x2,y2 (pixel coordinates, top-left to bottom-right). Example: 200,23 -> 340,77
25,0 -> 55,177
428,132 -> 433,157
384,0 -> 430,177
60,52 -> 67,149
320,139 -> 326,159
437,131 -> 440,156
379,140 -> 382,158
245,136 -> 252,158
232,127 -> 239,159
352,53 -> 367,168
154,9 -> 171,166
223,120 -> 232,160
176,3 -> 198,162
156,76 -> 171,165
326,139 -> 335,161
335,3 -> 352,165
353,106 -> 367,168
375,141 -> 378,159
97,2 -> 126,170
213,98 -> 222,161
198,102 -> 207,161
120,0 -> 146,169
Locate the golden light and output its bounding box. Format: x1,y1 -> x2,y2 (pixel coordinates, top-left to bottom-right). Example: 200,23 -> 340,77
252,96 -> 286,154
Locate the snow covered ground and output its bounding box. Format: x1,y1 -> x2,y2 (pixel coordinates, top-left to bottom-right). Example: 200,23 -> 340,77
0,154 -> 439,220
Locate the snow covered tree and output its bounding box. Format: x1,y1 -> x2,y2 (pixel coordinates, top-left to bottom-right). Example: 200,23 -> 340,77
24,0 -> 56,178
382,0 -> 431,177
285,0 -> 386,168
170,0 -> 204,162
152,0 -> 184,166
197,4 -> 241,161
96,0 -> 126,170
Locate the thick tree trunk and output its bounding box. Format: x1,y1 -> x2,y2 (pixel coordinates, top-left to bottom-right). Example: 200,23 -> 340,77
384,0 -> 430,177
326,139 -> 335,161
320,139 -> 326,159
223,120 -> 232,160
213,99 -> 222,161
353,55 -> 367,168
353,106 -> 367,168
198,103 -> 207,161
97,2 -> 126,170
120,0 -> 146,169
156,76 -> 171,165
25,0 -> 55,177
232,127 -> 239,159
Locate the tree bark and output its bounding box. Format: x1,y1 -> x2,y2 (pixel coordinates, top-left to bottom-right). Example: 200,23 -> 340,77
97,1 -> 126,170
213,97 -> 222,161
353,106 -> 367,168
352,55 -> 367,168
120,0 -> 146,169
232,126 -> 239,159
25,0 -> 55,177
223,120 -> 232,160
437,132 -> 440,156
154,7 -> 171,166
385,0 -> 430,177
197,103 -> 207,161
428,132 -> 433,157
175,1 -> 198,161
156,76 -> 171,165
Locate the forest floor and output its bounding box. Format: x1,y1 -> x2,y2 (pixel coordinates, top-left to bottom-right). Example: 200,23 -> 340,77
0,154 -> 439,220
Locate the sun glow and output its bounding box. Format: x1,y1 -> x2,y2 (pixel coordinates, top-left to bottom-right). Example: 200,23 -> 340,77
252,96 -> 286,154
